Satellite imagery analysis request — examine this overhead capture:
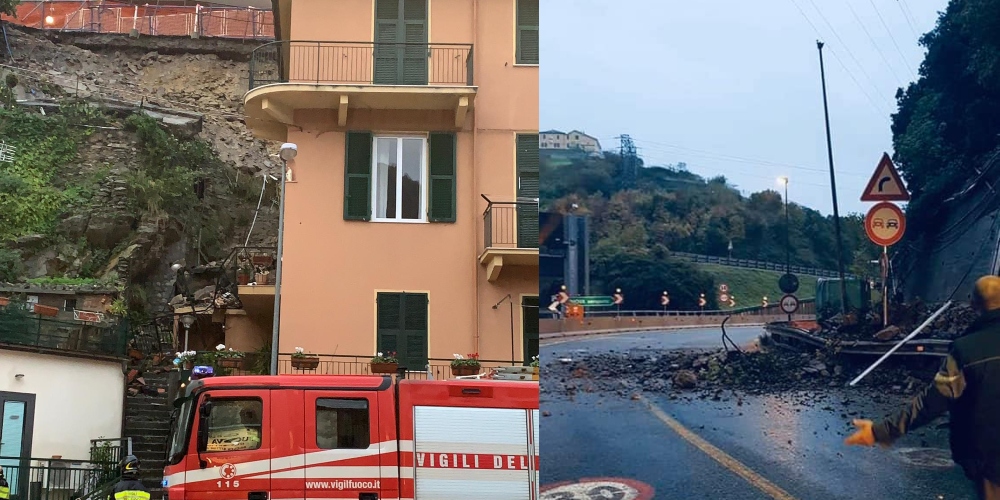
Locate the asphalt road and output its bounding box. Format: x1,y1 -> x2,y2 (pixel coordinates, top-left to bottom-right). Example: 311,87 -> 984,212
540,326 -> 978,500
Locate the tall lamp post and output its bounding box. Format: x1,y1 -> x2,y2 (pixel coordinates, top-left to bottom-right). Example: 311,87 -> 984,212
778,176 -> 790,274
270,143 -> 297,375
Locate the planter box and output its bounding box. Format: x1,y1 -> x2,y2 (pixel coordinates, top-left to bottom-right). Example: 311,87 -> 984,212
451,365 -> 480,377
291,356 -> 320,370
370,362 -> 398,374
218,358 -> 242,369
255,273 -> 270,285
251,255 -> 273,266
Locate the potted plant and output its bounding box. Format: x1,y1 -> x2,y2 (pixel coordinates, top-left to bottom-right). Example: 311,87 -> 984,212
291,347 -> 319,370
215,344 -> 244,369
237,262 -> 253,285
450,353 -> 481,376
175,350 -> 197,370
254,265 -> 270,285
370,351 -> 399,374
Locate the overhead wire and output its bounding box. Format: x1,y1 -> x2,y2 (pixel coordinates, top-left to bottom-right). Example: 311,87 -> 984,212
866,0 -> 918,80
845,0 -> 907,88
895,0 -> 923,42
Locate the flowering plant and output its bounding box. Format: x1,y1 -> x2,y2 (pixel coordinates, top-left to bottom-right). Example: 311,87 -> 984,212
215,344 -> 244,359
175,350 -> 197,362
371,351 -> 398,363
530,355 -> 539,368
291,347 -> 314,359
450,353 -> 481,368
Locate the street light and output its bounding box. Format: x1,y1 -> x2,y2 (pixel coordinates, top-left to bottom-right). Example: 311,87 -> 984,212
778,176 -> 790,275
180,314 -> 196,353
270,143 -> 297,375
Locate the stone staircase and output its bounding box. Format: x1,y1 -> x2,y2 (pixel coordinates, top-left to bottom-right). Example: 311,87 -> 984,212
123,367 -> 173,500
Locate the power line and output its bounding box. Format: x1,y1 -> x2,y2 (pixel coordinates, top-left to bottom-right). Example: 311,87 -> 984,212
787,0 -> 892,117
805,0 -> 894,104
895,0 -> 922,41
846,0 -> 907,88
866,0 -> 918,80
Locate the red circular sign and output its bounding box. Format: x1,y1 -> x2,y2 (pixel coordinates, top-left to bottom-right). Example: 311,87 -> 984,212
541,478 -> 655,500
864,202 -> 906,247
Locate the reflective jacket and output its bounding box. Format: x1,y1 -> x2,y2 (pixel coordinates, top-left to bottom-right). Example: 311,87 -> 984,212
110,478 -> 150,500
873,308 -> 1000,482
0,475 -> 10,500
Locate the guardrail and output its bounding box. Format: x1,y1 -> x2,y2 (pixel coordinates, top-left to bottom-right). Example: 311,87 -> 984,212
670,251 -> 854,279
0,456 -> 119,500
248,40 -> 474,90
552,299 -> 817,318
0,306 -> 127,357
764,322 -> 952,358
484,200 -> 539,249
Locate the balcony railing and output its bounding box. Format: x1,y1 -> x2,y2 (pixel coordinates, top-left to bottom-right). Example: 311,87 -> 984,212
248,40 -> 474,91
228,246 -> 278,287
0,306 -> 128,357
484,199 -> 539,249
0,456 -> 119,500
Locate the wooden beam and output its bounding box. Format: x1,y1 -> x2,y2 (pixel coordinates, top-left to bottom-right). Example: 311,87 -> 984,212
454,96 -> 469,128
261,97 -> 295,125
338,95 -> 349,127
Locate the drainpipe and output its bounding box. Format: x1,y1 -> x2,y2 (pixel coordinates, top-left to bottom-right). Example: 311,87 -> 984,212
471,0 -> 480,354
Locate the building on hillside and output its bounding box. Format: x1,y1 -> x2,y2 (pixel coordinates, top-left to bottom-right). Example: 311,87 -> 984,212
0,290 -> 128,486
540,129 -> 601,152
235,0 -> 540,375
539,211 -> 589,305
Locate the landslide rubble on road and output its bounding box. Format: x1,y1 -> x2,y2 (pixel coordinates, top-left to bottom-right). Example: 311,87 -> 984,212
816,301 -> 977,342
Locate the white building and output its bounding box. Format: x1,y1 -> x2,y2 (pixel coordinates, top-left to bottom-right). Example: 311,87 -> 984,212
540,129 -> 602,152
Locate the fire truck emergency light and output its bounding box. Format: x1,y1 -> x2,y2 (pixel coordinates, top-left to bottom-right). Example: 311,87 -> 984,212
191,366 -> 215,380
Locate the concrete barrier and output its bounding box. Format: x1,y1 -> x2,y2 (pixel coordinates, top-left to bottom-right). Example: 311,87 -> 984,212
540,313 -> 814,340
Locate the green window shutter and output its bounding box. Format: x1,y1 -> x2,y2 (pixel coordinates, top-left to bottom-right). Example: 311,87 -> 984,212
344,131 -> 372,221
401,293 -> 429,370
376,292 -> 403,361
516,133 -> 539,248
428,132 -> 457,222
516,0 -> 539,64
521,296 -> 539,364
401,0 -> 428,85
374,0 -> 400,84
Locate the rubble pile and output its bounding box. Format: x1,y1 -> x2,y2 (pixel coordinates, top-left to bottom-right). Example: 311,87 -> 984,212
541,347 -> 939,401
815,302 -> 977,343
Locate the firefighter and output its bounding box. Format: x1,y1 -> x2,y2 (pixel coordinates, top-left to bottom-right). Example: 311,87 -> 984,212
110,455 -> 149,500
0,467 -> 10,500
845,275 -> 1000,500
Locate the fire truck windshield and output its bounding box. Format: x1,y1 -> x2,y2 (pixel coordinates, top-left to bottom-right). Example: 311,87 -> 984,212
167,397 -> 194,464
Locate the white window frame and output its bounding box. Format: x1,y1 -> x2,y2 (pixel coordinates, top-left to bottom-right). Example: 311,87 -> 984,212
370,134 -> 428,223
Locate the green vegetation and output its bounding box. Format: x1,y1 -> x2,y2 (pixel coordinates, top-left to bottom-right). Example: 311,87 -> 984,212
891,0 -> 1000,243
0,248 -> 23,282
694,264 -> 818,310
26,276 -> 118,287
0,0 -> 20,17
541,152 -> 880,308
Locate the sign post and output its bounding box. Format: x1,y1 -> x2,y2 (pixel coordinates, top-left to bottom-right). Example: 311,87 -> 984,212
780,294 -> 799,322
861,153 -> 910,328
698,293 -> 707,313
661,291 -> 669,314
613,288 -> 624,319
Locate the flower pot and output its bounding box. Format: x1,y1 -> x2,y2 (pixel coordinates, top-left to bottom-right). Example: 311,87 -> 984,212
291,356 -> 320,370
237,274 -> 250,285
451,365 -> 480,376
255,273 -> 270,285
218,358 -> 242,369
370,362 -> 398,374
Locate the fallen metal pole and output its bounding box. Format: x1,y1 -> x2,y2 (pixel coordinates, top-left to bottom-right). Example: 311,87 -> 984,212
849,300 -> 953,386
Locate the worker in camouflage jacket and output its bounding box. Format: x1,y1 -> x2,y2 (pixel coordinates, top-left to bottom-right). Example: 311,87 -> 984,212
846,275 -> 1000,500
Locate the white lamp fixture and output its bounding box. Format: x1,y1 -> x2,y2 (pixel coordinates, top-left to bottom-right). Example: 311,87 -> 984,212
279,143 -> 298,161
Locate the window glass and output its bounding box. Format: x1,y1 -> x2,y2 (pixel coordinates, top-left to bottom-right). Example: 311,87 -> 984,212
204,398 -> 263,452
372,136 -> 426,221
400,138 -> 423,219
316,399 -> 370,449
375,137 -> 398,219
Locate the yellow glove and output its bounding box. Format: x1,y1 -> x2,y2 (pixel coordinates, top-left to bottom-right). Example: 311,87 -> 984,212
844,419 -> 877,447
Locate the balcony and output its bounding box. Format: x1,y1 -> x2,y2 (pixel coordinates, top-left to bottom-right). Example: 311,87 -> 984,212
244,40 -> 477,141
479,198 -> 539,282
0,305 -> 128,358
227,246 -> 277,311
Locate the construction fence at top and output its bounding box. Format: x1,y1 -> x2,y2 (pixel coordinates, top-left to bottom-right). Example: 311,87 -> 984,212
1,1 -> 274,40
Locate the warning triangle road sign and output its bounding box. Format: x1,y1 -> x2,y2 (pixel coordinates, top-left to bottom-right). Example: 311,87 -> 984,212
862,153 -> 910,202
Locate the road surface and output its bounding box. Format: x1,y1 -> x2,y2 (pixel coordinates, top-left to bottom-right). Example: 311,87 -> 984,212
541,326 -> 977,500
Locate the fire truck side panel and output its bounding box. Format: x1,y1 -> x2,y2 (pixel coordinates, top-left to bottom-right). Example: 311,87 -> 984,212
300,389 -> 391,499
269,389 -> 305,500
184,389 -> 272,500
396,380 -> 540,499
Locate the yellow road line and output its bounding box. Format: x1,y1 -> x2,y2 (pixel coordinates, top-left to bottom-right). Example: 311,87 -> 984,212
642,397 -> 799,500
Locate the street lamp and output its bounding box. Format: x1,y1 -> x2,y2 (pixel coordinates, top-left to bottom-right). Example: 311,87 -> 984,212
778,176 -> 790,274
180,314 -> 196,353
270,143 -> 297,375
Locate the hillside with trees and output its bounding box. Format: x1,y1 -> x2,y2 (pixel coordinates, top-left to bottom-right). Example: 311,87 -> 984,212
541,150 -> 879,310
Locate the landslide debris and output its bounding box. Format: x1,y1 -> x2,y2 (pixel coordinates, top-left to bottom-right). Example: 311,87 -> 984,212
814,301 -> 977,343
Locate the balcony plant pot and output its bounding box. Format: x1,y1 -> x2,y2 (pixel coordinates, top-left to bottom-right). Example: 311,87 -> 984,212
255,273 -> 270,285
237,273 -> 250,285
291,356 -> 320,370
451,365 -> 480,377
218,358 -> 242,369
370,362 -> 398,374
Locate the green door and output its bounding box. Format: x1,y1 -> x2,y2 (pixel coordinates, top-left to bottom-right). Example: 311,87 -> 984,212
376,292 -> 429,371
516,134 -> 540,248
373,0 -> 428,85
522,296 -> 539,364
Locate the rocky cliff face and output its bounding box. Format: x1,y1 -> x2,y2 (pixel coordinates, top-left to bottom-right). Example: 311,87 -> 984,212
0,26 -> 280,316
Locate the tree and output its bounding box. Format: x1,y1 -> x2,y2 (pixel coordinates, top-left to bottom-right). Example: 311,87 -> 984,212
0,1 -> 19,18
591,249 -> 716,310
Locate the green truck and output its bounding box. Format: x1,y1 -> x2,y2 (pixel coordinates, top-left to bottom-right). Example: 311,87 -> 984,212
815,277 -> 872,320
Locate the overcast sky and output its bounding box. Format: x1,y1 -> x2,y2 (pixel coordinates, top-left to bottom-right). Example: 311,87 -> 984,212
540,0 -> 948,216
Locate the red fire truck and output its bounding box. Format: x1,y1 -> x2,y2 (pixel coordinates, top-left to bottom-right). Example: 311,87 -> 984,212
162,375 -> 539,500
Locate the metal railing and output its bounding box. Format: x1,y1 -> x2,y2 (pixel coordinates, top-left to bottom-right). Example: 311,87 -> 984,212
546,299 -> 817,319
89,438 -> 132,470
0,457 -> 119,500
2,2 -> 274,40
229,246 -> 277,286
670,252 -> 854,279
248,40 -> 474,91
484,200 -> 539,250
0,307 -> 128,357
222,354 -> 522,379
